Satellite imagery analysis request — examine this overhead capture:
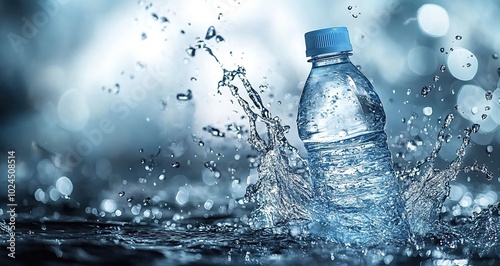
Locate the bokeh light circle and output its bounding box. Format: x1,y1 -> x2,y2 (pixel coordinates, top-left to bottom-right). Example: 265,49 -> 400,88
58,89 -> 90,131
407,46 -> 437,76
417,4 -> 449,37
447,48 -> 478,81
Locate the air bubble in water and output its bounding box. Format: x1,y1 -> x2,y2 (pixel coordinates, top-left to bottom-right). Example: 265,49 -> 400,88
177,89 -> 192,101
205,26 -> 216,40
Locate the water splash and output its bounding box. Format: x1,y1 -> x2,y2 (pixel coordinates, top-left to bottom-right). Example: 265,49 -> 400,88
192,27 -> 499,254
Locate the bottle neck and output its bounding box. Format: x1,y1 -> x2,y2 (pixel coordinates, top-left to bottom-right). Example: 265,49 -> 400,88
308,51 -> 352,68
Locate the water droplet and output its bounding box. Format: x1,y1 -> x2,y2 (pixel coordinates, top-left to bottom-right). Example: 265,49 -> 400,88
433,75 -> 439,82
118,191 -> 125,197
486,145 -> 494,153
485,90 -> 493,101
423,106 -> 433,116
190,77 -> 197,82
453,104 -> 459,110
466,62 -> 471,68
421,85 -> 431,97
493,53 -> 499,59
161,16 -> 168,23
158,174 -> 165,180
217,13 -> 223,20
141,32 -> 147,40
472,124 -> 480,133
352,14 -> 358,18
159,100 -> 167,110
471,106 -> 480,115
180,30 -> 185,34
481,114 -> 487,120
143,197 -> 151,206
186,47 -> 196,57
140,158 -> 146,164
139,149 -> 143,153
215,35 -> 225,43
177,89 -> 192,101
440,64 -> 446,72
347,5 -> 352,10
151,13 -> 158,21
445,134 -> 452,143
485,106 -> 490,111
440,47 -> 445,53
136,61 -> 145,71
198,141 -> 204,146
455,35 -> 462,40
127,196 -> 134,203
205,26 -> 216,40
171,162 -> 180,168
356,65 -> 362,70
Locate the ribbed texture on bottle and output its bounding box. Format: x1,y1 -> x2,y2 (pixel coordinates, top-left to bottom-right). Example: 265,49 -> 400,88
305,27 -> 353,57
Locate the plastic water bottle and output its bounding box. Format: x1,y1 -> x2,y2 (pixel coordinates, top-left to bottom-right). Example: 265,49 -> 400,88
296,27 -> 409,246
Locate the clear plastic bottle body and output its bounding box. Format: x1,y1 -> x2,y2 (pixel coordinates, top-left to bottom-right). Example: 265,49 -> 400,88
297,52 -> 409,246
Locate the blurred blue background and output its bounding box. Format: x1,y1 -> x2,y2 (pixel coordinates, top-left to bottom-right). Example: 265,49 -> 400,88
0,0 -> 499,222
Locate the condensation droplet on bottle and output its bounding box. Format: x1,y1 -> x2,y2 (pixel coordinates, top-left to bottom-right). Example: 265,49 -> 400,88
347,5 -> 353,10
113,83 -> 120,94
217,13 -> 223,20
352,14 -> 358,18
440,64 -> 446,72
161,16 -> 169,23
485,106 -> 490,111
139,148 -> 144,153
493,53 -> 499,60
466,63 -> 471,68
455,35 -> 462,40
481,114 -> 487,120
171,162 -> 180,168
118,191 -> 125,197
141,32 -> 147,40
198,141 -> 205,146
440,47 -> 445,53
127,197 -> 134,203
158,174 -> 165,180
140,158 -> 146,164
433,75 -> 439,82
151,13 -> 158,21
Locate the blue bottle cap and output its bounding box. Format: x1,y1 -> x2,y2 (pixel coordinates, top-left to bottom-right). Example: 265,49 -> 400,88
304,27 -> 353,57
